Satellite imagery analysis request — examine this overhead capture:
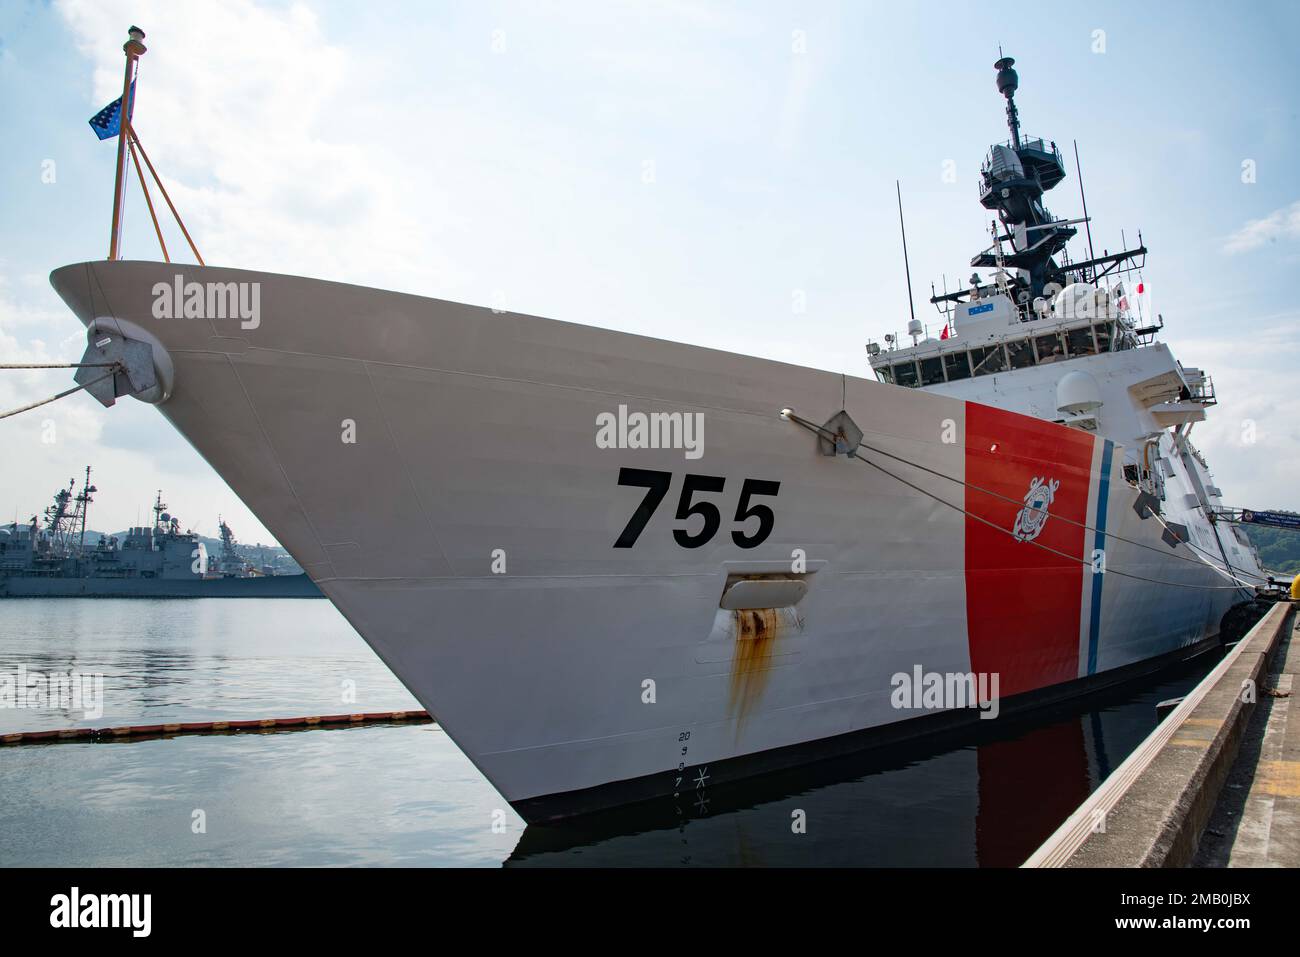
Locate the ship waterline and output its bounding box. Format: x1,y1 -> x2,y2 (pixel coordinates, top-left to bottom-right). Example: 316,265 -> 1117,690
49,260 -> 1249,819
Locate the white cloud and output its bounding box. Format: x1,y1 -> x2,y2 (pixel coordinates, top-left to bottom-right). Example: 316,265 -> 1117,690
1172,321 -> 1300,511
1223,199 -> 1300,254
57,0 -> 463,293
0,273 -> 105,445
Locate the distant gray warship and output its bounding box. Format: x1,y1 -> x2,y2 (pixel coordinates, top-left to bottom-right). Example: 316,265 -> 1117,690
0,468 -> 321,598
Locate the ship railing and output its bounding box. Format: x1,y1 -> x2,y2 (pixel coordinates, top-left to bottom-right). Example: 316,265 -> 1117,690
1188,374 -> 1217,406
1130,314 -> 1164,345
980,136 -> 1064,176
1017,135 -> 1059,157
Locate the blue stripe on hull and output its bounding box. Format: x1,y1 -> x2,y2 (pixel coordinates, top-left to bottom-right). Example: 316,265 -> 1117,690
1086,440 -> 1114,675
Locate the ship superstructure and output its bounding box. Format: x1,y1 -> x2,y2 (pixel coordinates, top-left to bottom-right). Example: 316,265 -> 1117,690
215,517 -> 250,577
866,57 -> 1261,588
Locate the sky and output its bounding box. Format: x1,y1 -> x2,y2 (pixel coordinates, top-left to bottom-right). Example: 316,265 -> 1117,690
1,0 -> 1297,544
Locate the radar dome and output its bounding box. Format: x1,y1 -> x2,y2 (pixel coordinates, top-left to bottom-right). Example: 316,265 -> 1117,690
994,57 -> 1018,98
1057,370 -> 1104,415
1053,283 -> 1110,320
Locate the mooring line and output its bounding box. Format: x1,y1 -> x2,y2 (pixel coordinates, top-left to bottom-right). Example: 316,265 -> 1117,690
781,409 -> 1252,592
783,408 -> 1261,581
0,361 -> 124,420
0,710 -> 433,746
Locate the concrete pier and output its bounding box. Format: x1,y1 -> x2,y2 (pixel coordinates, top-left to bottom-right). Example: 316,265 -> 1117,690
1193,612 -> 1299,866
1024,601 -> 1295,867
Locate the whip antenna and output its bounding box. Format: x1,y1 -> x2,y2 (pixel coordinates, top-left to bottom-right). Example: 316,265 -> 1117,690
896,180 -> 917,326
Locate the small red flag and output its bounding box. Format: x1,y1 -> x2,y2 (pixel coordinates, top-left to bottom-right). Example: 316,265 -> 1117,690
940,325 -> 950,340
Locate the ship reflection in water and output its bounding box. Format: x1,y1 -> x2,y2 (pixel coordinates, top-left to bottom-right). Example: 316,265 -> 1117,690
507,656 -> 1213,867
0,599 -> 1214,867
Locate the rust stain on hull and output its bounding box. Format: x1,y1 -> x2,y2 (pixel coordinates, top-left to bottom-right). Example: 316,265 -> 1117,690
728,608 -> 781,735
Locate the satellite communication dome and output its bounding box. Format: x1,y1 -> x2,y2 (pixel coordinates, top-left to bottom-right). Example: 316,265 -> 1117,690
1053,283 -> 1108,320
1056,370 -> 1104,415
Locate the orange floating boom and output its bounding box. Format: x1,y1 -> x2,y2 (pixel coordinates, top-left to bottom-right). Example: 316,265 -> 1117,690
0,710 -> 433,746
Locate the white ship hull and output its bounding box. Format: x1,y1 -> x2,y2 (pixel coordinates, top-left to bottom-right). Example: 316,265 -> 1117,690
50,261 -> 1260,820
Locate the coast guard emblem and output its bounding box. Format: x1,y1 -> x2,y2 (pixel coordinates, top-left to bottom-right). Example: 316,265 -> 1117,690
1012,476 -> 1060,542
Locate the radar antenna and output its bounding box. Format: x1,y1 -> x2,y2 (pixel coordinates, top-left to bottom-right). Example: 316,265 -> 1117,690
994,56 -> 1021,148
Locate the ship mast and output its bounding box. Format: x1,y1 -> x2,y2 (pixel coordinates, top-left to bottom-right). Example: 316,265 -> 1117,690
75,465 -> 96,557
983,56 -> 1073,304
153,490 -> 166,531
927,54 -> 1148,317
41,470 -> 95,560
995,56 -> 1021,148
107,27 -> 147,260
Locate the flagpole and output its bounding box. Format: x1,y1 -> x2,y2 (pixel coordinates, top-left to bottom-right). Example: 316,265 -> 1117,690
108,26 -> 146,261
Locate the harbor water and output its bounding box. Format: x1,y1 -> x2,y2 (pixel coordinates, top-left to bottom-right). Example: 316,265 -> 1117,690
0,600 -> 1218,867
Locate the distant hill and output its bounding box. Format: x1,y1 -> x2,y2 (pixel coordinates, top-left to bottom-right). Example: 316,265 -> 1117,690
1243,525 -> 1300,577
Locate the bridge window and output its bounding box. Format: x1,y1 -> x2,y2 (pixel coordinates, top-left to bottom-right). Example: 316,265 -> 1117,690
1006,338 -> 1036,369
943,351 -> 972,381
919,355 -> 945,386
971,345 -> 1007,376
893,360 -> 920,387
876,365 -> 895,385
1067,325 -> 1098,356
1034,333 -> 1066,364
1094,321 -> 1114,353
